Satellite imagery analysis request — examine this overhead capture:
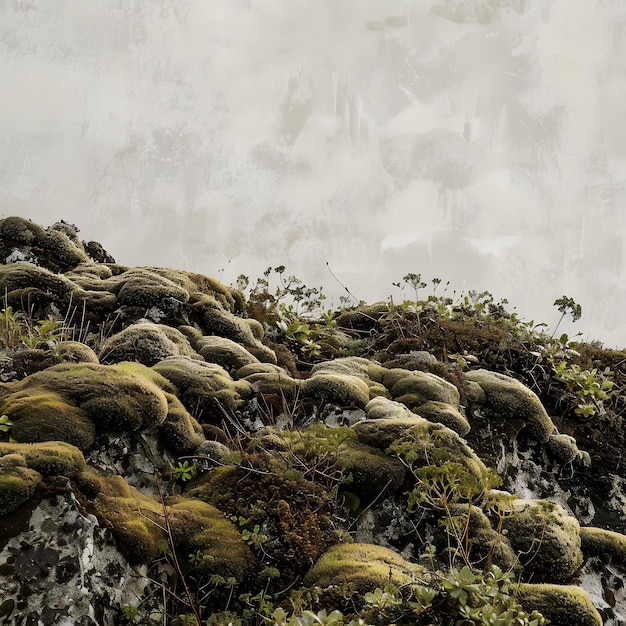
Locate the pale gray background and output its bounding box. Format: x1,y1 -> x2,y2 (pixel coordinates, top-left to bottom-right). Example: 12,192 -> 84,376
2,1 -> 626,346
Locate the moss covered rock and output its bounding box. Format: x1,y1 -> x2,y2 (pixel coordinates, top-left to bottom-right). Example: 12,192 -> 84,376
301,373 -> 370,408
580,526 -> 626,565
0,441 -> 85,478
365,396 -> 415,420
0,362 -> 171,449
195,335 -> 260,372
304,542 -> 428,592
102,322 -> 201,366
153,356 -> 252,419
502,498 -> 582,583
415,400 -> 470,436
465,369 -> 555,442
518,583 -> 602,626
0,453 -> 42,515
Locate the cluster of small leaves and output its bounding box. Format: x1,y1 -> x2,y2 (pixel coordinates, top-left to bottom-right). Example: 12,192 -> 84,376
173,460 -> 197,482
441,565 -> 549,626
552,360 -> 615,419
0,306 -> 64,350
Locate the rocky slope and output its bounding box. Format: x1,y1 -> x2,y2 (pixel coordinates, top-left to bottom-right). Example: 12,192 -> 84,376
0,216 -> 624,625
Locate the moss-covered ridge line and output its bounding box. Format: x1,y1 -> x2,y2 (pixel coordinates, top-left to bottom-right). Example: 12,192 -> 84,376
0,215 -> 622,624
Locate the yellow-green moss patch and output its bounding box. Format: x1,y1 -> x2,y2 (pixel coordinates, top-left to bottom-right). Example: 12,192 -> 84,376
0,453 -> 42,516
415,400 -> 470,436
152,356 -> 252,419
195,335 -> 260,372
304,542 -> 427,593
0,441 -> 85,477
301,373 -> 370,408
580,526 -> 626,565
518,583 -> 602,626
465,369 -> 555,442
502,499 -> 582,583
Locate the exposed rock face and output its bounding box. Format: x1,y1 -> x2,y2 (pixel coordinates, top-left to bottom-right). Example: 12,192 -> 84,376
0,216 -> 624,625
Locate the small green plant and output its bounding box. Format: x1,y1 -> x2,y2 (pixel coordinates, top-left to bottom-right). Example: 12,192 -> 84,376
173,460 -> 196,482
0,414 -> 12,434
241,524 -> 268,550
552,295 -> 582,338
120,604 -> 139,623
553,360 -> 615,418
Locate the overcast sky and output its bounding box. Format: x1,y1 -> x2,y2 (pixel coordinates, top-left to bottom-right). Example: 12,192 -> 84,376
2,1 -> 626,346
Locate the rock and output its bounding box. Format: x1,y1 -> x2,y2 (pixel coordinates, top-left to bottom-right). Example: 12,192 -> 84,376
304,542 -> 428,592
195,335 -> 260,372
518,583 -> 602,626
415,400 -> 470,436
301,373 -> 370,408
0,492 -> 161,625
465,369 -> 556,442
102,321 -> 201,366
502,498 -> 583,583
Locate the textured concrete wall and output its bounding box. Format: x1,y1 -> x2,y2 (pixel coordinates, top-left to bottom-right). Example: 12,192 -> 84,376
2,1 -> 625,345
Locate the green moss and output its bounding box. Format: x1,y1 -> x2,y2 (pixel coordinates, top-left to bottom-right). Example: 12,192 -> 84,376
0,262 -> 76,301
279,424 -> 406,502
158,392 -> 205,455
365,396 -> 415,420
54,341 -> 100,364
1,362 -> 170,444
353,417 -> 494,495
187,457 -> 341,585
0,441 -> 85,477
465,369 -> 555,442
242,371 -> 300,401
189,294 -> 277,363
103,322 -> 201,366
302,373 -> 370,408
415,400 -> 470,436
580,526 -> 626,564
195,335 -> 260,372
152,356 -> 252,419
304,542 -> 428,593
168,498 -> 254,580
517,583 -> 602,626
3,391 -> 96,450
109,268 -> 190,308
87,472 -> 168,564
502,499 -> 582,583
0,453 -> 42,515
387,370 -> 461,408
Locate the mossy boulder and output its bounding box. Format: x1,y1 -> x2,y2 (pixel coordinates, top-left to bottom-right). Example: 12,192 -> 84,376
0,262 -> 76,303
85,472 -> 252,579
374,367 -> 461,410
195,335 -> 260,372
3,390 -> 96,449
111,268 -> 190,308
102,322 -> 201,366
167,498 -> 254,580
0,453 -> 42,515
152,356 -> 252,420
546,433 -> 591,467
0,442 -> 85,477
352,417 -> 492,494
517,583 -> 602,626
580,526 -> 626,565
54,341 -> 100,364
190,294 -> 277,363
304,542 -> 428,593
502,498 -> 583,583
158,391 -> 206,455
311,357 -> 391,399
0,217 -> 90,271
301,373 -> 370,408
276,425 -> 406,502
465,369 -> 555,442
0,362 -> 170,449
365,396 -> 415,420
415,400 -> 470,436
335,302 -> 390,331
